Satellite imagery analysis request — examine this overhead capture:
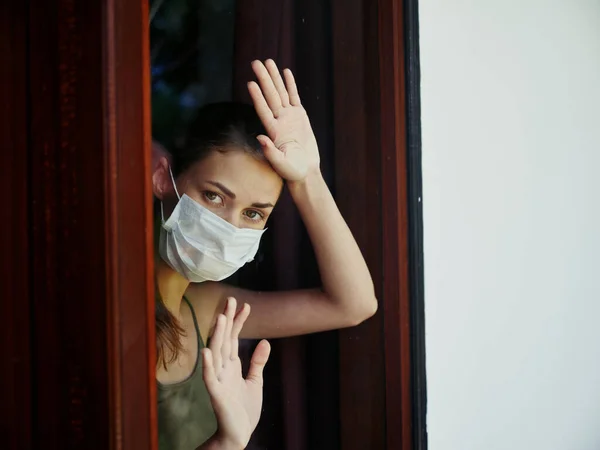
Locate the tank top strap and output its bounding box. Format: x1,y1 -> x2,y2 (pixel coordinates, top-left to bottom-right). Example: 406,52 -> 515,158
182,296 -> 205,349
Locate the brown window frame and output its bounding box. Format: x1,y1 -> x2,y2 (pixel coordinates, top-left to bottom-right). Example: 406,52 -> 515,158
2,0 -> 156,448
333,0 -> 426,449
2,0 -> 426,448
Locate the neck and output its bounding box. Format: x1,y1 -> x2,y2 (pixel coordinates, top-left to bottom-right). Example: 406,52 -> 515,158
156,258 -> 190,319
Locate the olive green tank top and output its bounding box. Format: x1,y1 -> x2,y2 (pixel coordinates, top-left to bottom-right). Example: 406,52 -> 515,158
157,297 -> 217,450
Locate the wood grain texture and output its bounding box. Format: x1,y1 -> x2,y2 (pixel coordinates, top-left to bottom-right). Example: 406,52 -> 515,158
104,0 -> 156,449
0,1 -> 31,448
24,0 -> 154,448
378,0 -> 413,448
28,0 -> 109,446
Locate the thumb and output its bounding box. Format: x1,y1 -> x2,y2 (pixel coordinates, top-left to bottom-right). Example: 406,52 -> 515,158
246,339 -> 271,385
256,135 -> 284,166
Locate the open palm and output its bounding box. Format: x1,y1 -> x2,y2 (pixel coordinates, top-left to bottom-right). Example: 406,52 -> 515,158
202,298 -> 271,449
248,59 -> 320,182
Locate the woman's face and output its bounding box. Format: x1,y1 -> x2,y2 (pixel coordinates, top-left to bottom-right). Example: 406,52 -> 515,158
158,149 -> 283,230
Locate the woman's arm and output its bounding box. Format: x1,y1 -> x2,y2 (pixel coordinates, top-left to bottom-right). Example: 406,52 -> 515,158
189,60 -> 377,340
287,168 -> 377,322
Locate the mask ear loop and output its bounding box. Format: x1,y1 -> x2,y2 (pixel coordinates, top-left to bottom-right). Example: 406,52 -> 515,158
161,165 -> 182,224
169,166 -> 182,200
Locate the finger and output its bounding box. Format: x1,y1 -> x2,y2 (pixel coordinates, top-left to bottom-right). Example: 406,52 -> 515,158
231,303 -> 251,340
283,69 -> 301,106
209,314 -> 226,372
230,303 -> 251,359
257,135 -> 284,167
251,60 -> 282,114
265,59 -> 290,106
221,298 -> 236,362
248,81 -> 275,124
246,339 -> 271,386
201,348 -> 219,392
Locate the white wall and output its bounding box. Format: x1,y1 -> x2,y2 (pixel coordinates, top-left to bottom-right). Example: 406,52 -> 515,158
419,1 -> 600,449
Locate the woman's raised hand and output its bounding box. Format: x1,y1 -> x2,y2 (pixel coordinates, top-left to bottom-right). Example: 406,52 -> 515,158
248,59 -> 320,182
201,298 -> 271,449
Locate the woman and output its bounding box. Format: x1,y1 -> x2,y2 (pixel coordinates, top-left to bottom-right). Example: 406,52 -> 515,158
154,60 -> 377,449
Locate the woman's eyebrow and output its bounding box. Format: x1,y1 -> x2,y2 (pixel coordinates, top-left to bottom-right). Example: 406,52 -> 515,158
207,181 -> 236,199
207,181 -> 274,208
251,202 -> 274,209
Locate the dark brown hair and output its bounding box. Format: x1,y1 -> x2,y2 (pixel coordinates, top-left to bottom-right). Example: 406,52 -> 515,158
154,102 -> 266,368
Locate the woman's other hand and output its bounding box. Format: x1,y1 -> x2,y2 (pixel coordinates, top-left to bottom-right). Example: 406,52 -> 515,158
201,297 -> 270,450
247,59 -> 320,183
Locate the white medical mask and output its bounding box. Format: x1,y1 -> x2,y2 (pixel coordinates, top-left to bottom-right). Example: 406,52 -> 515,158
159,168 -> 266,283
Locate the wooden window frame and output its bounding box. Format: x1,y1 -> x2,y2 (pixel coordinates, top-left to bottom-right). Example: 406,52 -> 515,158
333,0 -> 426,449
379,0 -> 427,448
2,0 -> 426,448
3,0 -> 156,449
1,1 -> 32,448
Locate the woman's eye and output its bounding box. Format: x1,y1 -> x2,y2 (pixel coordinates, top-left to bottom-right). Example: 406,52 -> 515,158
203,191 -> 223,205
244,210 -> 264,222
